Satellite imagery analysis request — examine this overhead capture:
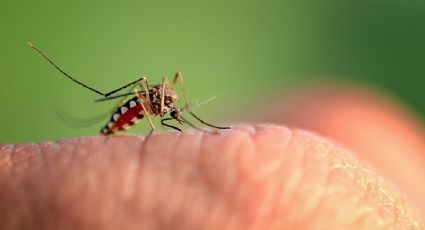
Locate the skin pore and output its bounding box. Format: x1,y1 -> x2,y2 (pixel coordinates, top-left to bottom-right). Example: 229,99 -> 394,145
1,85 -> 425,229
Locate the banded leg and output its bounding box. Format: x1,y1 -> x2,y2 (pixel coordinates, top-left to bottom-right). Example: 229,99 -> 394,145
105,77 -> 151,106
103,77 -> 144,97
109,83 -> 140,113
27,42 -> 105,96
110,77 -> 152,113
171,72 -> 189,111
28,42 -> 151,102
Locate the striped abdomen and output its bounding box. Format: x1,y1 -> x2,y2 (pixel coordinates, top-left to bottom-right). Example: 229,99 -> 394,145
101,97 -> 145,135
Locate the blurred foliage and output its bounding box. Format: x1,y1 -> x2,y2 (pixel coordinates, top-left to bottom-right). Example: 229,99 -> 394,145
1,0 -> 424,142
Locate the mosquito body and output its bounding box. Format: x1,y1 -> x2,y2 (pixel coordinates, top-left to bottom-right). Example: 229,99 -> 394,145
27,42 -> 229,136
100,83 -> 178,135
101,95 -> 146,135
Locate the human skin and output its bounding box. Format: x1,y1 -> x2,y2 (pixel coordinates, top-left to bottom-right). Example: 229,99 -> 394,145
1,88 -> 425,229
260,85 -> 425,216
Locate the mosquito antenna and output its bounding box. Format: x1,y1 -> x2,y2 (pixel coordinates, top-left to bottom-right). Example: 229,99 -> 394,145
188,111 -> 230,129
27,42 -> 105,96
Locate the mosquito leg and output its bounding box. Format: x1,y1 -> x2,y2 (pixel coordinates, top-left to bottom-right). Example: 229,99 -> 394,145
146,128 -> 154,138
161,118 -> 182,132
27,42 -> 151,101
160,77 -> 170,118
109,82 -> 140,113
189,111 -> 230,129
135,89 -> 156,131
141,77 -> 151,106
27,42 -> 105,96
104,76 -> 147,97
171,72 -> 189,111
180,116 -> 206,132
108,76 -> 152,112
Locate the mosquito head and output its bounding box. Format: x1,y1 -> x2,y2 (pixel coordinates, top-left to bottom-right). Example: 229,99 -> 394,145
170,108 -> 182,120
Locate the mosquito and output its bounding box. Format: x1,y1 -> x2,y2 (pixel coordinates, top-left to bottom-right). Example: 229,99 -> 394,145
27,42 -> 230,137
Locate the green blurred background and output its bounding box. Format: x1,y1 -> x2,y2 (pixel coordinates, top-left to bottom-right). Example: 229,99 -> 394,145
1,0 -> 424,143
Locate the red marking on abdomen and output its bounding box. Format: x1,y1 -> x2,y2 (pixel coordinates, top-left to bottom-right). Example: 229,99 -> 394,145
112,104 -> 144,130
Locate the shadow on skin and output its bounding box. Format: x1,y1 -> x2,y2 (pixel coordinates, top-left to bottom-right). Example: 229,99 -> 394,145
0,125 -> 423,229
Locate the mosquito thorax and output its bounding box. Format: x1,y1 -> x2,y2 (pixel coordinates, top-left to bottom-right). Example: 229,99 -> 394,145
148,84 -> 178,116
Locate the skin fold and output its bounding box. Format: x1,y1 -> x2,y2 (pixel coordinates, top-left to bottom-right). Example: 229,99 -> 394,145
0,125 -> 423,229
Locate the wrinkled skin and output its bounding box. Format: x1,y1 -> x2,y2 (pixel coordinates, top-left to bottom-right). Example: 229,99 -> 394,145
0,85 -> 424,230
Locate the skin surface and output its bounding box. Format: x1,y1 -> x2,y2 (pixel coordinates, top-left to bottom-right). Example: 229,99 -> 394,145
0,125 -> 424,229
260,85 -> 425,215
